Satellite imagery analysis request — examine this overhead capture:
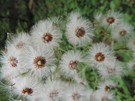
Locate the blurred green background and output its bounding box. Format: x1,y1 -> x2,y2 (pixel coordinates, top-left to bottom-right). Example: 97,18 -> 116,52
0,0 -> 135,101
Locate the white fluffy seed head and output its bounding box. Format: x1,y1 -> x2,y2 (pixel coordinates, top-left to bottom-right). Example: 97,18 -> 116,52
59,50 -> 84,78
19,46 -> 56,80
12,76 -> 41,101
66,12 -> 94,46
0,46 -> 25,82
6,33 -> 31,53
38,80 -> 65,101
30,19 -> 62,49
111,22 -> 134,41
64,84 -> 90,101
0,33 -> 32,81
98,62 -> 123,79
86,43 -> 116,68
101,11 -> 122,29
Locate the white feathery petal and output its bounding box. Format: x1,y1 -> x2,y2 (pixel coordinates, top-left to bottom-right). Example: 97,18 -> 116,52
87,89 -> 94,101
31,19 -> 62,49
19,46 -> 56,80
111,22 -> 134,41
0,66 -> 19,85
74,74 -> 88,85
59,50 -> 84,78
49,17 -> 62,28
66,12 -> 94,46
94,13 -> 103,25
86,43 -> 116,68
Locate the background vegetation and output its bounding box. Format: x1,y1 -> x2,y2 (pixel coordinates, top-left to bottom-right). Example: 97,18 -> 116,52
0,0 -> 135,101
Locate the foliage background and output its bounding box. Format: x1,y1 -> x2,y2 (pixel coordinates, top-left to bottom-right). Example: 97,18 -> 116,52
0,0 -> 135,101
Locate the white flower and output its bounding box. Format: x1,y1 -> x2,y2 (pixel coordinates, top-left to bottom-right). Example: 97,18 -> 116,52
101,11 -> 122,29
93,89 -> 114,101
12,77 -> 40,101
66,12 -> 94,46
0,33 -> 32,83
19,46 -> 56,80
30,19 -> 62,49
86,43 -> 116,68
59,50 -> 84,79
64,84 -> 90,101
6,33 -> 31,53
127,35 -> 135,52
0,46 -> 24,82
98,62 -> 123,79
111,22 -> 134,41
98,80 -> 117,92
38,80 -> 65,101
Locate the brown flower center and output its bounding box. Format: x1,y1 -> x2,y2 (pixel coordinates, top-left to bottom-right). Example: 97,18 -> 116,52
95,52 -> 105,62
42,32 -> 53,43
105,86 -> 110,92
8,57 -> 18,68
106,17 -> 115,24
49,90 -> 59,99
72,92 -> 81,100
16,41 -> 24,49
22,88 -> 33,95
69,60 -> 78,70
33,56 -> 46,68
75,27 -> 85,38
119,30 -> 127,36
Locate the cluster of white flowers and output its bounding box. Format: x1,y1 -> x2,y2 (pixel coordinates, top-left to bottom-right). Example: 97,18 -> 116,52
95,11 -> 134,41
0,11 -> 134,101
